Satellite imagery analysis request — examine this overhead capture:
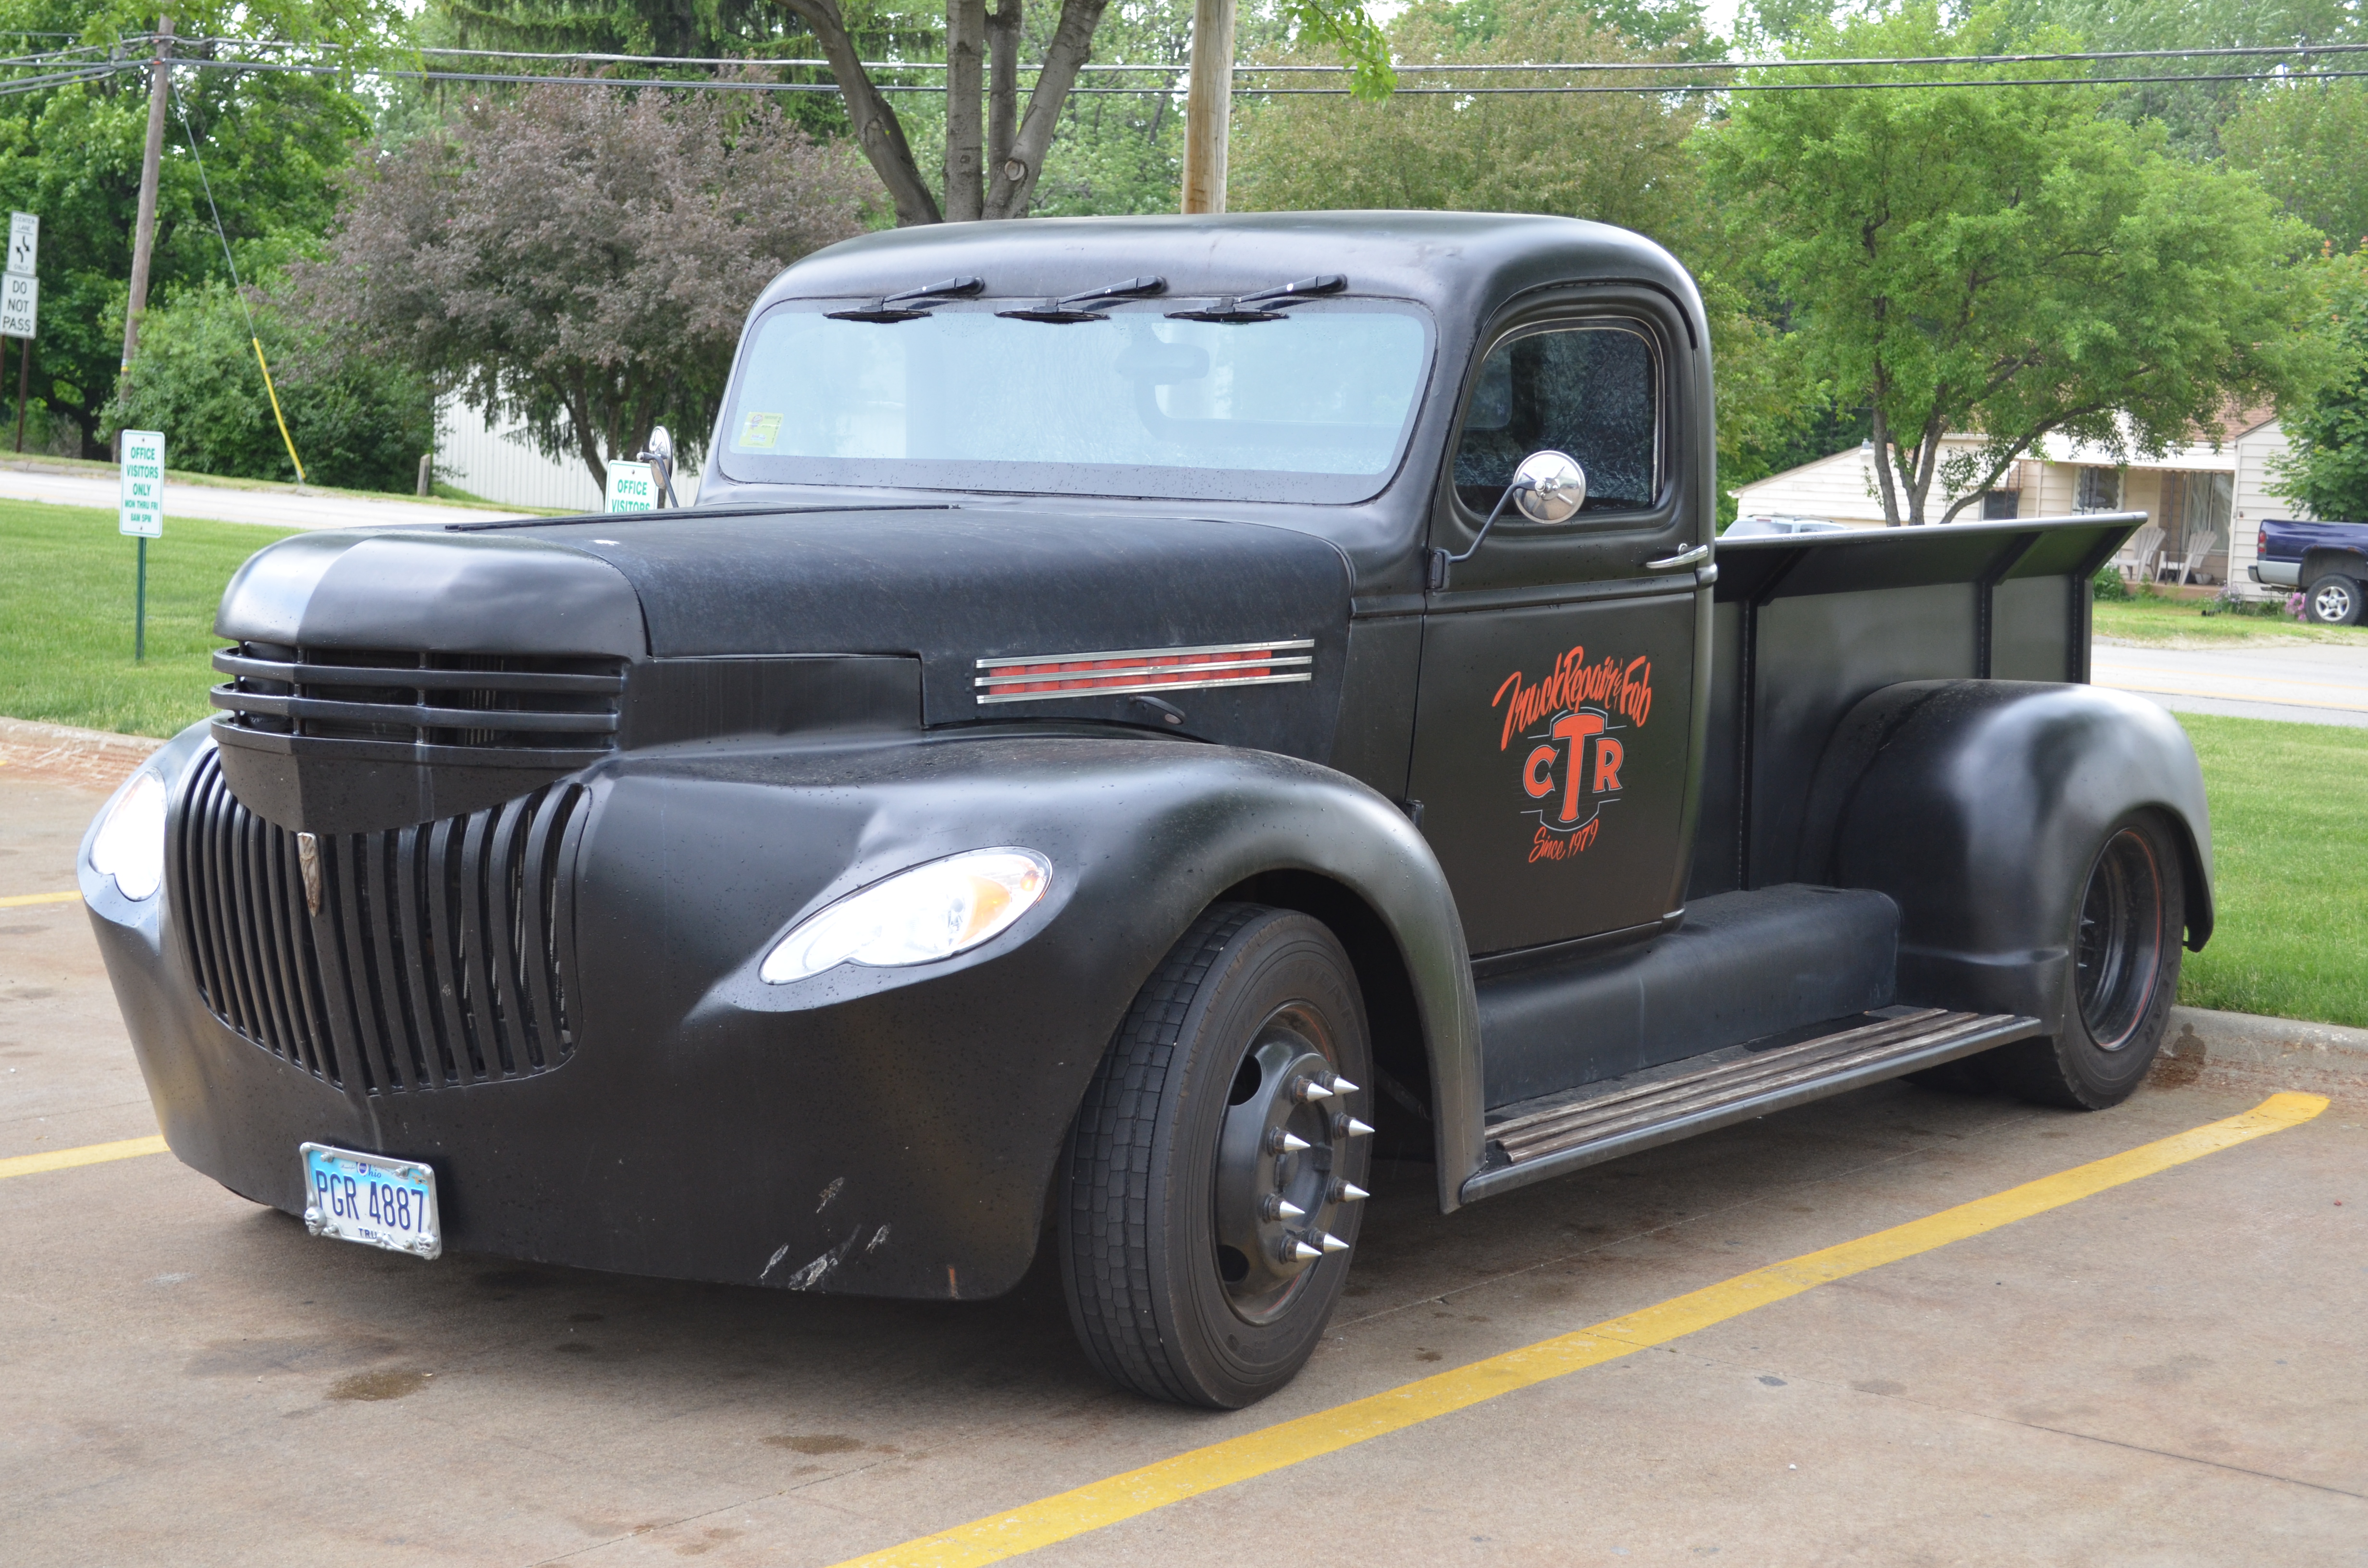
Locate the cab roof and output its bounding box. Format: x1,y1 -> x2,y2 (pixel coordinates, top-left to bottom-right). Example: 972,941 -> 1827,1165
757,211 -> 1703,345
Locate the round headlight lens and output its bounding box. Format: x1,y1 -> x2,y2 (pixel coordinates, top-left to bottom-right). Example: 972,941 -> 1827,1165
90,770 -> 168,902
760,848 -> 1052,985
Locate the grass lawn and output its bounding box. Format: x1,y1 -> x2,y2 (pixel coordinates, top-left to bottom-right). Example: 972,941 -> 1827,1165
0,500 -> 297,738
2175,713 -> 2368,1029
1,508 -> 2358,1028
2094,595 -> 2368,648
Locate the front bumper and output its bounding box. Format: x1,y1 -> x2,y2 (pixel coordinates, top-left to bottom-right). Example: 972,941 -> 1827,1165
86,728 -> 1238,1300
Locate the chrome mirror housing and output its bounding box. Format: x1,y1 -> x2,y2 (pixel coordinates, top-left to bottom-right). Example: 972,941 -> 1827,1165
1512,450 -> 1587,524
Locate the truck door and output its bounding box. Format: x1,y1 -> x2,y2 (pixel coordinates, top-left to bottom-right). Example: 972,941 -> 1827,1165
1407,302 -> 1707,957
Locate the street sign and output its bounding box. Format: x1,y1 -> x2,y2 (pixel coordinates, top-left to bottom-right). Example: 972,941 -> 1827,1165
0,271 -> 34,339
120,430 -> 164,538
7,211 -> 35,276
605,460 -> 656,512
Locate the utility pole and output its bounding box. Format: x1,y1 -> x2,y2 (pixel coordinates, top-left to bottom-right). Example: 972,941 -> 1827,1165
1180,0 -> 1234,215
116,15 -> 173,456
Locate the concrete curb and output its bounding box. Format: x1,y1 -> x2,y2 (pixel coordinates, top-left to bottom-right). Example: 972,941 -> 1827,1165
2151,1004 -> 2368,1103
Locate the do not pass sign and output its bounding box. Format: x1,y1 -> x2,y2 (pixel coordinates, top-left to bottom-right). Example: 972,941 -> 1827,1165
120,430 -> 164,537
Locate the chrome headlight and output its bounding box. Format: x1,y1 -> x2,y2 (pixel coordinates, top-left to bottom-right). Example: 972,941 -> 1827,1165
89,770 -> 168,902
760,848 -> 1052,985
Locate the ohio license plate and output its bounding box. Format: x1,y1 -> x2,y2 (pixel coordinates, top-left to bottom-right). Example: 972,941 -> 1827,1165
300,1143 -> 442,1260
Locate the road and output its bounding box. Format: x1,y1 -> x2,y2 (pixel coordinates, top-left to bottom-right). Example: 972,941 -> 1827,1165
0,462 -> 535,531
2093,639 -> 2368,729
3,760 -> 2363,1567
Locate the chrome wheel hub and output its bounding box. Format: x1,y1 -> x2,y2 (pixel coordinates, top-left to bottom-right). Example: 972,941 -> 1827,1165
1210,1009 -> 1370,1324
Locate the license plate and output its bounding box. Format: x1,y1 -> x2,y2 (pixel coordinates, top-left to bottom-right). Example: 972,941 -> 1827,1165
300,1143 -> 442,1260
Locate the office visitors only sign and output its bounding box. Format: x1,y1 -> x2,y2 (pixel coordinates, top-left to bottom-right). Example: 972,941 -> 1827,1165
120,430 -> 164,537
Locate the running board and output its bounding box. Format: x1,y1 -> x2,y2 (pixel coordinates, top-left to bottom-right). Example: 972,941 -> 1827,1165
1459,1007 -> 2044,1204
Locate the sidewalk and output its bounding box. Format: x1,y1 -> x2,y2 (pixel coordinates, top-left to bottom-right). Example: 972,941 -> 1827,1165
0,458 -> 542,531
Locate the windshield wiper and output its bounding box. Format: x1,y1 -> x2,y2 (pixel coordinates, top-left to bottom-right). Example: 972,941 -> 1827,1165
996,275 -> 1167,323
1166,273 -> 1347,324
826,276 -> 986,323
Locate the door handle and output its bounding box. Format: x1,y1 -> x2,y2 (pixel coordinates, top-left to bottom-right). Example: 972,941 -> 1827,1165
1644,542 -> 1711,571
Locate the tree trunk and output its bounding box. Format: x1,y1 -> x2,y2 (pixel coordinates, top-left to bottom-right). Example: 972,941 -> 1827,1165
780,0 -> 944,225
987,0 -> 1022,186
945,0 -> 987,221
1869,404 -> 1903,527
984,0 -> 1110,219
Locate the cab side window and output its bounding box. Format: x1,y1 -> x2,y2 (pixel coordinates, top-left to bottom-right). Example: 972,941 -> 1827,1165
1454,324 -> 1659,514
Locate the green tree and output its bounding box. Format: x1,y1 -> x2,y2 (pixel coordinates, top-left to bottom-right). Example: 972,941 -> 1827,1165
0,0 -> 402,455
1229,0 -> 1799,502
1700,5 -> 2323,526
2273,245 -> 2368,522
2223,82 -> 2368,255
104,281 -> 435,491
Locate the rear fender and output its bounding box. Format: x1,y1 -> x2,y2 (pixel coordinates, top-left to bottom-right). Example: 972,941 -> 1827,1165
1795,681 -> 2211,1032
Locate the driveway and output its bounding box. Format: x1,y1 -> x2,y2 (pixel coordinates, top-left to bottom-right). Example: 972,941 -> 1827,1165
2092,639 -> 2368,729
0,463 -> 536,531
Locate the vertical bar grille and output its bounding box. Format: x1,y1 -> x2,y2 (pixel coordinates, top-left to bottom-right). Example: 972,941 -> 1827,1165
170,750 -> 586,1093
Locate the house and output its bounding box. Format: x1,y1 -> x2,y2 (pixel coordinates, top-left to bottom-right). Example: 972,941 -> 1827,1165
1730,410 -> 2296,598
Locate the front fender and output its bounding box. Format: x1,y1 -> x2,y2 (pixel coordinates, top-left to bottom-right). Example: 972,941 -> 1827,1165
563,732 -> 1480,1296
1795,681 -> 2211,1031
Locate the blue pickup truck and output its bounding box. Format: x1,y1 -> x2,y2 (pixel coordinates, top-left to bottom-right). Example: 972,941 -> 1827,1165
2252,518 -> 2368,624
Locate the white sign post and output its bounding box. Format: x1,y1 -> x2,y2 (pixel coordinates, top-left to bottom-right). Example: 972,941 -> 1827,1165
4,212 -> 33,455
605,460 -> 656,513
120,429 -> 164,661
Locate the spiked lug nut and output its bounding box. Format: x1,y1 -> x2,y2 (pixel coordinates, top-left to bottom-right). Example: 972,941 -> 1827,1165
1333,1114 -> 1376,1139
1330,1179 -> 1370,1203
1285,1238 -> 1323,1262
1329,1076 -> 1361,1096
1318,1232 -> 1351,1253
1261,1195 -> 1307,1222
1291,1076 -> 1336,1102
1268,1128 -> 1313,1153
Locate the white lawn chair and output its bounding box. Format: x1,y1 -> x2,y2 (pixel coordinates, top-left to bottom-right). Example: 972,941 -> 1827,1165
2175,540 -> 2210,585
2119,524 -> 2163,585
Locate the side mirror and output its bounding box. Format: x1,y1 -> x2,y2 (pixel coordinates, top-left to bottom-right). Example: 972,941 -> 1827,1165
1511,449 -> 1586,524
1428,449 -> 1591,590
637,425 -> 679,509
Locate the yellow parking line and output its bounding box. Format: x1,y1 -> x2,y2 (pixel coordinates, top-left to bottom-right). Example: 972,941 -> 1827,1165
836,1092 -> 2329,1568
0,889 -> 82,908
0,1135 -> 170,1181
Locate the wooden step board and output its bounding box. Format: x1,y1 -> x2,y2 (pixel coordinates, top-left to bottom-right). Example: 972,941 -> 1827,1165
1461,1006 -> 2043,1204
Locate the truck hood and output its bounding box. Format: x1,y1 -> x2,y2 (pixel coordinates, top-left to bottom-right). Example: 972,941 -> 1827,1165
212,506 -> 1356,829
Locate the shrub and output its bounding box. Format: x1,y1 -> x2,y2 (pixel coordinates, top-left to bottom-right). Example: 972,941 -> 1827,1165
2093,564 -> 2133,601
105,280 -> 433,492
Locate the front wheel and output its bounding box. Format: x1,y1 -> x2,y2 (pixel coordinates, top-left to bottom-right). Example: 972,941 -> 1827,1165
1988,811 -> 2185,1110
1060,904 -> 1374,1408
2306,575 -> 2362,625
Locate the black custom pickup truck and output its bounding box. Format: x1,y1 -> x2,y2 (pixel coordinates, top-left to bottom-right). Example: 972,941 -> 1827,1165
83,213 -> 2206,1409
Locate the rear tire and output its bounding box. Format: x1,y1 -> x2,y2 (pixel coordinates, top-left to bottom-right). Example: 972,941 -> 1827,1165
1060,904 -> 1373,1408
2306,575 -> 2362,625
1988,811 -> 2184,1110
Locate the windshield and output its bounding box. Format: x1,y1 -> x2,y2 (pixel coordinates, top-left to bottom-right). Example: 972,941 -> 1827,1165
715,300 -> 1433,503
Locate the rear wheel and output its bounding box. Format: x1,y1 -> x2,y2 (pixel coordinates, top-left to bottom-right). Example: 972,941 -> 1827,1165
1989,811 -> 2184,1110
1060,904 -> 1373,1408
2306,575 -> 2362,625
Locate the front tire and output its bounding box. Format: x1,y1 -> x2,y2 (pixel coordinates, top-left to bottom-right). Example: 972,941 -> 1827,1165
1989,811 -> 2184,1110
2306,575 -> 2362,625
1060,904 -> 1374,1408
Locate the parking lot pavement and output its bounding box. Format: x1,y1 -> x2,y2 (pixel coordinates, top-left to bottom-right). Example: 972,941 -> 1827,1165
5,771 -> 2363,1567
2092,639 -> 2368,729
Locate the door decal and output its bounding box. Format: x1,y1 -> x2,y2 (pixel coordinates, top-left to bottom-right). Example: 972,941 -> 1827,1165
1492,646 -> 1655,863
